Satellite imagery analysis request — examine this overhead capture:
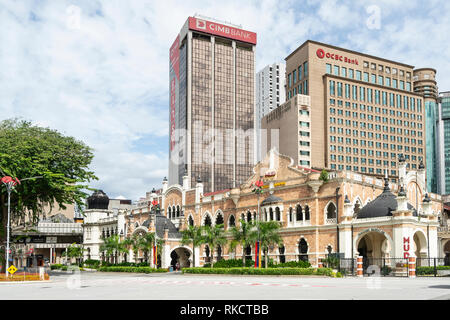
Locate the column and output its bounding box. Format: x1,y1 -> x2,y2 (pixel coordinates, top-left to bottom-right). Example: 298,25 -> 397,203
357,256 -> 363,277
408,256 -> 416,278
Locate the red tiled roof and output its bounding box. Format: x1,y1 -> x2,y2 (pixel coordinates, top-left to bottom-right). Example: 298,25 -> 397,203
203,189 -> 231,197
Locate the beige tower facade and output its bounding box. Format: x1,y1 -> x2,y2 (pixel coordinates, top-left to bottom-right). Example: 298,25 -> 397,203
284,40 -> 430,182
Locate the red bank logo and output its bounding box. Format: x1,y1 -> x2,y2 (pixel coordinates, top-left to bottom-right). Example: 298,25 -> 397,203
316,48 -> 325,59
316,47 -> 358,65
196,19 -> 206,30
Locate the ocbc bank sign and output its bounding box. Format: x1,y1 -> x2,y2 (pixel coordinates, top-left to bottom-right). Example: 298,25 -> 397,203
316,48 -> 359,65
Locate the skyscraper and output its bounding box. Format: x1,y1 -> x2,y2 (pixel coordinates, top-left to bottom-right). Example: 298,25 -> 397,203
255,62 -> 286,161
282,40 -> 432,184
438,91 -> 450,194
169,16 -> 257,193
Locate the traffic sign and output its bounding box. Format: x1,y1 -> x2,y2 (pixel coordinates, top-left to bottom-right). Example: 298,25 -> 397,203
8,265 -> 17,275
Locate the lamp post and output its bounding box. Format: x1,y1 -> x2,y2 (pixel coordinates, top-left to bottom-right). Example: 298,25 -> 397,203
1,174 -> 42,277
252,177 -> 264,268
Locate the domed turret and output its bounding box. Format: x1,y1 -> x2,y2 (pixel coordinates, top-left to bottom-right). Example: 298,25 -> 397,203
87,190 -> 109,210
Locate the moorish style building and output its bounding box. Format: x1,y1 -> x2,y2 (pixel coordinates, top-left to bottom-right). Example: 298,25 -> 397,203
83,150 -> 448,270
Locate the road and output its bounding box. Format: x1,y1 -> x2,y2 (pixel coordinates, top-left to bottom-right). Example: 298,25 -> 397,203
0,271 -> 449,300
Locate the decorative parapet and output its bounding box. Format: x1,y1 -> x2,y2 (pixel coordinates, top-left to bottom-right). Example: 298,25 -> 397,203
306,180 -> 323,193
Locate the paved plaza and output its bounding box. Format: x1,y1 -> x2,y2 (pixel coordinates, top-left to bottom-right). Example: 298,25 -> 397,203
0,271 -> 449,300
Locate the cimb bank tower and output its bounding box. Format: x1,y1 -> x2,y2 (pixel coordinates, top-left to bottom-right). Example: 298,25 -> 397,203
169,15 -> 257,193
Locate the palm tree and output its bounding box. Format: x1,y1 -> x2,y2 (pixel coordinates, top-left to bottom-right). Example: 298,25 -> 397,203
123,233 -> 141,263
229,219 -> 254,267
155,238 -> 165,268
181,225 -> 203,267
137,232 -> 156,266
201,224 -> 227,268
99,235 -> 120,264
249,221 -> 282,268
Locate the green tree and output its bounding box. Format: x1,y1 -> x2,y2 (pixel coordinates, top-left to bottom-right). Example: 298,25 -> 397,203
0,119 -> 97,270
123,233 -> 142,263
180,225 -> 203,267
66,243 -> 85,265
229,219 -> 254,267
137,232 -> 156,266
99,235 -> 121,264
319,169 -> 329,182
250,221 -> 282,268
201,224 -> 227,268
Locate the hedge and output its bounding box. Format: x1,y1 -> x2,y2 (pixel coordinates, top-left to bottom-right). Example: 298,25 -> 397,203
84,259 -> 101,268
0,273 -> 50,281
416,266 -> 450,275
269,261 -> 311,268
205,259 -> 255,268
182,267 -> 334,276
98,266 -> 168,273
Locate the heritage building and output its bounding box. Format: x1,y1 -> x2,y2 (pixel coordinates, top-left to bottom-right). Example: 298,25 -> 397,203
169,15 -> 257,193
84,150 -> 448,271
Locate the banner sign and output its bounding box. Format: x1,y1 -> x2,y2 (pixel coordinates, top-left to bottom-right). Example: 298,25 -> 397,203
254,241 -> 261,268
188,17 -> 257,45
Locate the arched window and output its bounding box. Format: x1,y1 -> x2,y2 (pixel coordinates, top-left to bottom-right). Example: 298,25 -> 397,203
215,212 -> 224,225
304,205 -> 310,220
275,207 -> 281,221
326,202 -> 337,219
296,205 -> 303,221
176,205 -> 180,217
269,207 -> 274,221
298,239 -> 308,262
205,245 -> 210,263
229,215 -> 236,228
216,245 -> 222,261
241,213 -> 245,222
253,212 -> 257,221
353,201 -> 361,217
279,245 -> 286,263
327,245 -> 333,255
168,207 -> 172,219
188,215 -> 194,226
172,206 -> 176,218
289,207 -> 293,222
204,214 -> 212,226
247,211 -> 252,222
264,209 -> 268,221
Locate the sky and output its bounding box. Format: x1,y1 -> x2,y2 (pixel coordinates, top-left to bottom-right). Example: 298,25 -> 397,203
1,0 -> 449,201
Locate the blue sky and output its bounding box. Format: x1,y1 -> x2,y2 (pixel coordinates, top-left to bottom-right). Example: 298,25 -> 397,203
1,0 -> 449,200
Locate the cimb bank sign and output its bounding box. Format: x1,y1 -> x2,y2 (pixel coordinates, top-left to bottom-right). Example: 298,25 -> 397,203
188,17 -> 257,45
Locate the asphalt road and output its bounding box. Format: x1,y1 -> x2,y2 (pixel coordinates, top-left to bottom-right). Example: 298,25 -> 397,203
1,271 -> 449,300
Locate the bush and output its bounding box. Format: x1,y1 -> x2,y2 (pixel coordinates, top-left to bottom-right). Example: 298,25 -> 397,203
335,272 -> 342,278
182,267 -> 334,276
269,260 -> 311,268
84,259 -> 101,268
98,266 -> 167,273
210,259 -> 255,268
416,266 -> 450,275
61,266 -> 68,271
50,264 -> 63,270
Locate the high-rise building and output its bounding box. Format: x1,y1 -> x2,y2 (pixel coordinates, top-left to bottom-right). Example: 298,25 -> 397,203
255,62 -> 286,161
169,16 -> 257,193
438,91 -> 450,194
413,69 -> 439,193
281,40 -> 434,183
261,94 -> 311,167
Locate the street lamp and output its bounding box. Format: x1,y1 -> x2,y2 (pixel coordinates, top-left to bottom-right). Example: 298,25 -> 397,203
1,174 -> 42,277
251,177 -> 264,268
